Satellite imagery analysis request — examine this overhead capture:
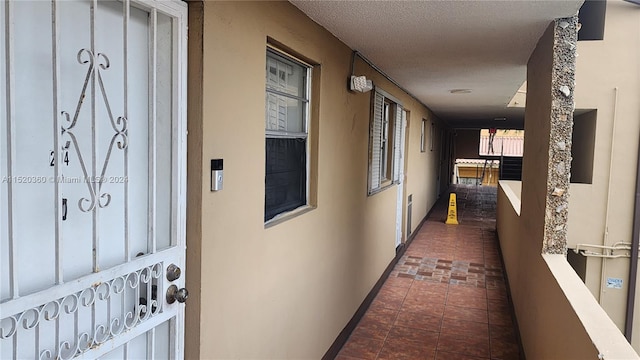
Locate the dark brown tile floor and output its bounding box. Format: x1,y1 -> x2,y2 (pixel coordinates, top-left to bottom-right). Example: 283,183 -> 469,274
337,185 -> 522,360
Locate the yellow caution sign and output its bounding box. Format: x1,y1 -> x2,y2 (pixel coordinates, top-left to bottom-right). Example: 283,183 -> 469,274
445,193 -> 459,225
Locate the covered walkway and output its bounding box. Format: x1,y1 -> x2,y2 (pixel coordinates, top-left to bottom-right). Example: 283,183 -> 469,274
338,185 -> 522,360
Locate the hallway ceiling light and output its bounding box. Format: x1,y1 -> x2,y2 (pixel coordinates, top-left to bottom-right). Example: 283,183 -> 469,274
449,89 -> 472,94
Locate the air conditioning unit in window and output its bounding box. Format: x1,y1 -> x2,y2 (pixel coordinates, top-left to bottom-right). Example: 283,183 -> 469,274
350,75 -> 373,93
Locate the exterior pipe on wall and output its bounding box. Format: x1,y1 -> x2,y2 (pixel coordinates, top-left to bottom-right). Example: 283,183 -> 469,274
603,87 -> 619,249
600,87 -> 619,304
625,89 -> 640,341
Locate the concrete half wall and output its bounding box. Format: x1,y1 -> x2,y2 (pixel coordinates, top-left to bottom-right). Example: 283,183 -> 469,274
185,2 -> 444,358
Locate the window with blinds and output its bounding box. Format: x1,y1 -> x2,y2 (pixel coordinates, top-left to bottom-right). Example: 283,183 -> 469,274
368,90 -> 404,194
265,48 -> 311,222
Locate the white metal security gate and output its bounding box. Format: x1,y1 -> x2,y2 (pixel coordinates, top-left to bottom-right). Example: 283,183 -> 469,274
1,0 -> 188,359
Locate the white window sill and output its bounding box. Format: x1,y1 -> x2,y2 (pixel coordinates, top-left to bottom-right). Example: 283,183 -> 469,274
368,181 -> 398,196
264,205 -> 316,229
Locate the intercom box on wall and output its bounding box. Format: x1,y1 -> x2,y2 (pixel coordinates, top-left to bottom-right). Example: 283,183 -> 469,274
211,159 -> 223,191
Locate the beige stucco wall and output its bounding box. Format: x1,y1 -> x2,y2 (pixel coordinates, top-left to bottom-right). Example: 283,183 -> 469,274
498,180 -> 639,360
185,2 -> 443,358
497,196 -> 600,360
567,0 -> 640,346
352,57 -> 443,240
407,115 -> 444,221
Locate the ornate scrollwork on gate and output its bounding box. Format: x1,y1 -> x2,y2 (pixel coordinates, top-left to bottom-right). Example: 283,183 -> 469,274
0,263 -> 162,360
60,48 -> 128,213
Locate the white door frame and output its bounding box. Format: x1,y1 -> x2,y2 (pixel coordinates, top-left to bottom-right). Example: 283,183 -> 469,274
395,110 -> 407,248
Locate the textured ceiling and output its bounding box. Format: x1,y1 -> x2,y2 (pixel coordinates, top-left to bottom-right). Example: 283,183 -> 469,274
290,0 -> 583,129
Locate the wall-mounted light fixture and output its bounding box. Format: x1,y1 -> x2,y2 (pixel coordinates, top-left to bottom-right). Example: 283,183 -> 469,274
350,75 -> 373,93
348,51 -> 375,93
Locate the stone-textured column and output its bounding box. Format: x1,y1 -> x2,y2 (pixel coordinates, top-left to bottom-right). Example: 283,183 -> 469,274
543,16 -> 579,254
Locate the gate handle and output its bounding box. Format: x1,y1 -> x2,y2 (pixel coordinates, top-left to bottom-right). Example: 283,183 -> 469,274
166,285 -> 189,304
62,198 -> 68,221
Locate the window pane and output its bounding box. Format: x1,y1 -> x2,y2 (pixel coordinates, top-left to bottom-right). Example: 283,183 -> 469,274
265,93 -> 305,133
266,51 -> 306,98
265,138 -> 306,221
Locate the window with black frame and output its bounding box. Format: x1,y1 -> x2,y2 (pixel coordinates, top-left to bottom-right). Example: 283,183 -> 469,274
264,48 -> 310,222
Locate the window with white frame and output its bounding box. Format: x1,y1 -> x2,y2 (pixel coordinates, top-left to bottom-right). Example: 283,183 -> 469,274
264,48 -> 311,222
368,90 -> 404,194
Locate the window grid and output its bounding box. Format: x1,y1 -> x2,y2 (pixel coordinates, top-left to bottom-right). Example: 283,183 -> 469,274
265,49 -> 310,136
264,48 -> 311,222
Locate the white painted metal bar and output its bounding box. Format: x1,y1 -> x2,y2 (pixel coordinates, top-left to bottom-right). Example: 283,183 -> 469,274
148,327 -> 156,360
169,13 -> 178,249
134,278 -> 140,333
90,294 -> 96,356
124,0 -> 130,262
144,272 -> 151,325
54,312 -> 60,360
3,259 -> 175,359
13,331 -> 17,360
171,7 -> 187,355
91,0 -> 100,273
119,0 -> 131,354
133,0 -> 186,19
69,310 -> 173,360
4,0 -> 18,301
0,249 -> 178,317
51,0 -> 63,286
48,3 -> 66,352
90,5 -> 99,354
169,316 -> 178,359
35,323 -> 40,360
148,8 -> 157,254
106,292 -> 111,353
178,6 -> 187,250
121,292 -> 127,357
73,310 -> 79,358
